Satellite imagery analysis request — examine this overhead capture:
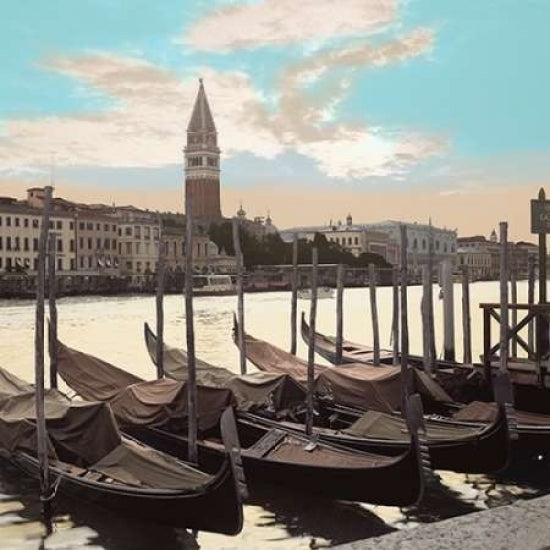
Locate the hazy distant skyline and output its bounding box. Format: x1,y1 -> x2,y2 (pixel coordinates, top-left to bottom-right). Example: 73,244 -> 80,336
2,1 -> 549,241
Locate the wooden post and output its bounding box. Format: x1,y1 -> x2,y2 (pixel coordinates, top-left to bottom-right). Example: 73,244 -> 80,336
368,263 -> 380,365
399,225 -> 412,413
528,255 -> 535,355
499,222 -> 509,375
155,218 -> 166,379
335,263 -> 344,364
232,217 -> 246,375
185,195 -> 197,464
391,266 -> 399,366
421,264 -> 431,373
442,258 -> 455,361
35,185 -> 53,509
47,232 -> 58,389
537,188 -> 549,359
290,233 -> 299,355
461,264 -> 472,364
306,247 -> 318,436
510,265 -> 518,358
483,306 -> 492,383
427,221 -> 436,370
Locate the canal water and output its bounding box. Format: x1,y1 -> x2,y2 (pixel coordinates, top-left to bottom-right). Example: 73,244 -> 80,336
1,281 -> 549,550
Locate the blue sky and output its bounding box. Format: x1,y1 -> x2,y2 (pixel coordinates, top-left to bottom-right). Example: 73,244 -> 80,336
1,0 -> 549,236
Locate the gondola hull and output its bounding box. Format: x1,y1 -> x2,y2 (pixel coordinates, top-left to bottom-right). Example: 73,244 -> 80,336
124,421 -> 424,507
9,450 -> 243,535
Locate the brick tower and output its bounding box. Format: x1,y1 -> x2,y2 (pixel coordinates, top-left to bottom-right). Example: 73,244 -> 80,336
184,78 -> 221,220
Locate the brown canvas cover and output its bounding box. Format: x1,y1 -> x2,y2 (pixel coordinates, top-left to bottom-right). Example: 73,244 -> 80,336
343,409 -> 485,442
57,341 -> 234,430
0,366 -> 213,490
240,331 -> 453,412
144,324 -> 307,412
453,401 -> 550,426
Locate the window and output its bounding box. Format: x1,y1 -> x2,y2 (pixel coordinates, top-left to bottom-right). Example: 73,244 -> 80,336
96,223 -> 100,231
354,237 -> 359,245
6,217 -> 11,226
436,241 -> 440,251
34,258 -> 38,271
79,222 -> 85,230
69,222 -> 74,230
112,224 -> 116,232
7,258 -> 12,269
33,238 -> 38,251
49,221 -> 53,229
88,257 -> 92,268
33,219 -> 39,228
125,242 -> 132,254
134,226 -> 141,239
413,238 -> 418,249
79,257 -> 84,268
79,237 -> 83,249
57,239 -> 63,253
24,218 -> 29,228
136,261 -> 142,273
97,238 -> 101,249
88,238 -> 92,249
126,261 -> 132,270
24,238 -> 29,251
0,237 -> 2,250
104,238 -> 110,250
70,240 -> 75,252
135,243 -> 141,254
15,217 -> 20,227
104,224 -> 109,231
56,221 -> 62,230
125,227 -> 132,236
144,227 -> 150,240
422,239 -> 426,250
153,227 -> 159,240
57,258 -> 63,271
87,222 -> 93,230
112,239 -> 116,249
7,237 -> 12,250
70,259 -> 75,270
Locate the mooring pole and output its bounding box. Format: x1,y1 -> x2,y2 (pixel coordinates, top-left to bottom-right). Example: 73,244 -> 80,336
185,195 -> 197,464
232,217 -> 246,375
368,263 -> 380,365
35,185 -> 53,514
442,258 -> 455,361
461,264 -> 472,364
290,233 -> 299,355
47,232 -> 58,389
537,188 -> 549,360
335,263 -> 344,365
399,225 -> 412,413
391,266 -> 399,366
510,264 -> 518,358
499,222 -> 509,375
306,247 -> 318,437
427,221 -> 436,370
155,216 -> 166,379
421,264 -> 431,373
528,255 -> 535,355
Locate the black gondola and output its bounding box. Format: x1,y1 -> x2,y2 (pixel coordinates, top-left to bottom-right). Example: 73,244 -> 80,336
144,323 -> 512,474
56,337 -> 428,506
0,367 -> 244,535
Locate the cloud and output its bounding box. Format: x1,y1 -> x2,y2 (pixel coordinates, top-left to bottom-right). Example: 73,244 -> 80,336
0,29 -> 443,180
183,0 -> 398,51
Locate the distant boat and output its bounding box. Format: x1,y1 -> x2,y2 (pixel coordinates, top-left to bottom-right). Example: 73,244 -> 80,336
297,286 -> 334,300
192,274 -> 236,296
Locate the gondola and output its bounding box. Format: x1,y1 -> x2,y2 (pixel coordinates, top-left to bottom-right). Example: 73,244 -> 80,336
300,312 -> 550,413
0,366 -> 244,535
57,337 -> 428,506
144,323 -> 512,474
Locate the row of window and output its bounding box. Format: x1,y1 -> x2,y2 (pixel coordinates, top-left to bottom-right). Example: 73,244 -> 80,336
78,222 -> 117,232
0,256 -> 65,271
409,238 -> 455,253
122,226 -> 159,240
0,236 -> 67,252
78,237 -> 117,251
329,236 -> 359,246
0,216 -> 71,230
187,156 -> 218,168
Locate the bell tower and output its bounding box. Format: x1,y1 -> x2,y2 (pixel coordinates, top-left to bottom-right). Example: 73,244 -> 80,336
184,78 -> 221,219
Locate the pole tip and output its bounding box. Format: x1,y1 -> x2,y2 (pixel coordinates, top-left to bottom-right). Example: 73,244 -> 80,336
539,187 -> 546,200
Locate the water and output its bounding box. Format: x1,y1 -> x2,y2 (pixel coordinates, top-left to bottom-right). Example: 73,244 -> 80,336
1,281 -> 548,549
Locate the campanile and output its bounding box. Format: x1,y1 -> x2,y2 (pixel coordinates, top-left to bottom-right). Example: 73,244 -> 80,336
184,79 -> 221,219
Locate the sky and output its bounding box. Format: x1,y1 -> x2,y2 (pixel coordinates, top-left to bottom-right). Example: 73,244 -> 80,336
1,0 -> 550,241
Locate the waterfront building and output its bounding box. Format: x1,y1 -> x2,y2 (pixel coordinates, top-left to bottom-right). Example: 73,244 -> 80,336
235,204 -> 278,240
184,79 -> 222,221
281,216 -> 455,269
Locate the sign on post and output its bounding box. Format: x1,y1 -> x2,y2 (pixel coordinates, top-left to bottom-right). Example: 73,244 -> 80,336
531,199 -> 550,234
